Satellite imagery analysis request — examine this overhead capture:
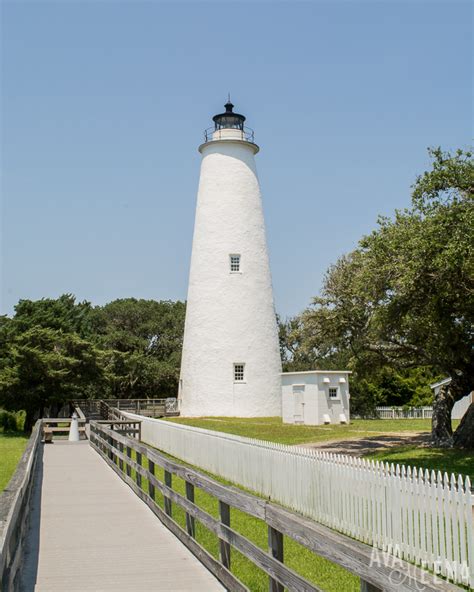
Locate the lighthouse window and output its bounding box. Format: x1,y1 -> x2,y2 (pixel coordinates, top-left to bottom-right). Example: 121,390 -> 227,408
230,254 -> 241,272
329,388 -> 338,399
234,364 -> 245,382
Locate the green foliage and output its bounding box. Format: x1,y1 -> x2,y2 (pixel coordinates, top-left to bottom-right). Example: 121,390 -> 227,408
11,294 -> 94,336
0,325 -> 108,429
0,296 -> 186,429
0,410 -> 19,432
282,148 -> 473,424
90,298 -> 186,398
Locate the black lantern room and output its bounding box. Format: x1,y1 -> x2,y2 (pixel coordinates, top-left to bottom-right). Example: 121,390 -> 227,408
212,101 -> 246,131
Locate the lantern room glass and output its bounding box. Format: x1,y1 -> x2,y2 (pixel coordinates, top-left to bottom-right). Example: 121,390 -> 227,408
213,102 -> 246,131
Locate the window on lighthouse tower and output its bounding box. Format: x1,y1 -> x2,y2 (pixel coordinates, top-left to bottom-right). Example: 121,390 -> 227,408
234,364 -> 245,382
230,254 -> 241,272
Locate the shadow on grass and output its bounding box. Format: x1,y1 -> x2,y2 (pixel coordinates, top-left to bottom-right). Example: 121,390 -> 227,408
365,445 -> 474,480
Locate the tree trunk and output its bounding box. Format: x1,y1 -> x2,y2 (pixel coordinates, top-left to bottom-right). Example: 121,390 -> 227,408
431,383 -> 455,447
24,408 -> 37,433
453,402 -> 474,449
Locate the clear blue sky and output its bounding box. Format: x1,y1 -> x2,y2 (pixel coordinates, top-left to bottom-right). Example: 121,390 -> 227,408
1,1 -> 472,318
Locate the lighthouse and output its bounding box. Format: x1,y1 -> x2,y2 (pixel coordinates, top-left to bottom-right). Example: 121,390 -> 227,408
179,100 -> 282,417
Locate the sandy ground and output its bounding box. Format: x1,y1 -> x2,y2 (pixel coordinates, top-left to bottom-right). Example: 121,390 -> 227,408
300,431 -> 431,457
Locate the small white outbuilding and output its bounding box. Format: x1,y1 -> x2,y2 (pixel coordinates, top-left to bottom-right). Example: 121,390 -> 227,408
282,371 -> 351,425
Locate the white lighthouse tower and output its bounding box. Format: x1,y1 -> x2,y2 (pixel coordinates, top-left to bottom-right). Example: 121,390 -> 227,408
179,100 -> 282,417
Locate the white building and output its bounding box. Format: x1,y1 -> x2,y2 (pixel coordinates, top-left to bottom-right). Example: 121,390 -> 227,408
282,371 -> 351,425
179,101 -> 282,417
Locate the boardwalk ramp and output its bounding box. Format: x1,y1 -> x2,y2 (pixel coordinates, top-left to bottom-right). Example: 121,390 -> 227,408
20,441 -> 223,591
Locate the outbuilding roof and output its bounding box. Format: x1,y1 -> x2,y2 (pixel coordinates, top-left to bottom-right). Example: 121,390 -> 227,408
429,377 -> 452,390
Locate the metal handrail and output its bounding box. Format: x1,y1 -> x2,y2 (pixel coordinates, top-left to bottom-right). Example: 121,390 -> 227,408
203,126 -> 255,143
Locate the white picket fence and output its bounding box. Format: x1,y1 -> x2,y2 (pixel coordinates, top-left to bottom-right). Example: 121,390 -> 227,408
375,406 -> 433,419
123,413 -> 474,587
375,394 -> 472,420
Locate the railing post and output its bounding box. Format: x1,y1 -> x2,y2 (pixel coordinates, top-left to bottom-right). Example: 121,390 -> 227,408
136,451 -> 142,489
219,501 -> 231,570
268,526 -> 283,592
108,433 -> 114,462
118,441 -> 124,472
360,580 -> 382,592
149,459 -> 155,502
164,470 -> 172,516
185,481 -> 195,538
126,445 -> 132,478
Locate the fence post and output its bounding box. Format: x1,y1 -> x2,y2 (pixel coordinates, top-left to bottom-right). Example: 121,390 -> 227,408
185,481 -> 195,538
268,526 -> 283,592
136,451 -> 142,489
108,433 -> 114,462
219,501 -> 231,570
118,441 -> 124,472
164,470 -> 172,516
149,459 -> 155,502
126,445 -> 132,478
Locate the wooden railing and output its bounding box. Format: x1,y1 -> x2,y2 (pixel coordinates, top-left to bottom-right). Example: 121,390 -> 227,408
42,417 -> 87,440
72,398 -> 179,419
0,421 -> 42,591
110,399 -> 167,416
93,420 -> 141,440
89,421 -> 462,592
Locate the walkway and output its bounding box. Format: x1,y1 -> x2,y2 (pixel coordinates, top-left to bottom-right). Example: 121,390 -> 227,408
20,441 -> 224,591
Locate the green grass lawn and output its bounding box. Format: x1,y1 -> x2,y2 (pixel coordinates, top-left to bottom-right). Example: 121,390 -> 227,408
167,416 -> 433,444
365,446 -> 474,481
168,416 -> 472,480
0,430 -> 29,491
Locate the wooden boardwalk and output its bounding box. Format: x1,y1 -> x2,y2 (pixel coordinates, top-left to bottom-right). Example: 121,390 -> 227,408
20,441 -> 224,591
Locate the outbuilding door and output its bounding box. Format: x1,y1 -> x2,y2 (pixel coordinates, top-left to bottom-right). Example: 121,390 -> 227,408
293,385 -> 305,423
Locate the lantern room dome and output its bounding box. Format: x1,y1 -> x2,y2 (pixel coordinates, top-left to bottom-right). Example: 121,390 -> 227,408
212,101 -> 246,131
202,99 -> 256,147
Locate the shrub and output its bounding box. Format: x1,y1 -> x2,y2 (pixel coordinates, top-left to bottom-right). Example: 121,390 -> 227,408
0,410 -> 24,432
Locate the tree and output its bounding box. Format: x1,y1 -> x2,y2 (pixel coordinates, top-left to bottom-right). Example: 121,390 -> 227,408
90,298 -> 186,398
11,294 -> 94,336
0,326 -> 107,430
0,296 -> 187,429
299,148 -> 473,447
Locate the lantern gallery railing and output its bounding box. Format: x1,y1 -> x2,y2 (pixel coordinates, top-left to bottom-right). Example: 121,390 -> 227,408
203,126 -> 255,143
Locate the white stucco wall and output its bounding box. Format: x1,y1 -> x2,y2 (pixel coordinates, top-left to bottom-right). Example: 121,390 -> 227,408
179,135 -> 282,417
282,371 -> 351,425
